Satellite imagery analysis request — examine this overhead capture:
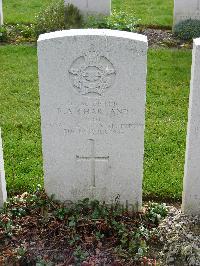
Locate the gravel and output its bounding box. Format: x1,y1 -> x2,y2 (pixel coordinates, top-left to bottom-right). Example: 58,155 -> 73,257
158,205 -> 200,266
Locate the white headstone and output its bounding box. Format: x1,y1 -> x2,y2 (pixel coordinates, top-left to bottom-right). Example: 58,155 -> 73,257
65,0 -> 111,16
38,29 -> 147,210
174,0 -> 200,26
182,38 -> 200,215
0,0 -> 3,25
0,129 -> 7,208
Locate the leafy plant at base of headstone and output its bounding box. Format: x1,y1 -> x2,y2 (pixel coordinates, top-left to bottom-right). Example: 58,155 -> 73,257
106,10 -> 140,32
146,202 -> 168,225
16,246 -> 27,261
64,3 -> 83,29
0,191 -> 168,264
0,218 -> 13,237
86,10 -> 140,32
12,24 -> 35,42
34,1 -> 83,37
0,26 -> 8,42
86,15 -> 107,29
173,19 -> 200,41
73,246 -> 89,264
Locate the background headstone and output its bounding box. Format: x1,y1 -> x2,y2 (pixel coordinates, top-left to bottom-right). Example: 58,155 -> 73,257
0,0 -> 3,25
64,0 -> 111,16
0,128 -> 7,208
182,38 -> 200,215
38,29 -> 147,210
174,0 -> 200,26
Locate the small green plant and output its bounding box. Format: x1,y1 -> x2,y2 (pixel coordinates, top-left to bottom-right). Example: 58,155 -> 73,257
1,24 -> 36,43
174,19 -> 200,40
146,202 -> 168,224
86,10 -> 139,32
15,24 -> 35,39
86,15 -> 108,29
16,246 -> 27,259
106,10 -> 139,32
36,260 -> 54,266
64,3 -> 83,29
0,26 -> 8,42
0,219 -> 13,237
34,1 -> 83,37
73,246 -> 89,263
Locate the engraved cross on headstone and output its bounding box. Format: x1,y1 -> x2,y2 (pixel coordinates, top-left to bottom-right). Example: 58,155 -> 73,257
76,139 -> 109,187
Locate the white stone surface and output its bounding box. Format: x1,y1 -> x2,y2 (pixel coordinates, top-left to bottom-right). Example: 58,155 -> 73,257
0,0 -> 3,25
0,128 -> 7,208
38,29 -> 147,210
174,0 -> 200,26
182,38 -> 200,215
64,0 -> 111,16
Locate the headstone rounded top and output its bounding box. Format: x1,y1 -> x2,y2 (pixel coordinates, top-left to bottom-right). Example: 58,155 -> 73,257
38,29 -> 147,44
194,37 -> 200,45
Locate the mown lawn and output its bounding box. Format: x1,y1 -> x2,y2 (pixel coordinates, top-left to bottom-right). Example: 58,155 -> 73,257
113,0 -> 173,27
3,0 -> 52,24
0,45 -> 191,200
3,0 -> 173,27
0,45 -> 43,194
144,49 -> 191,200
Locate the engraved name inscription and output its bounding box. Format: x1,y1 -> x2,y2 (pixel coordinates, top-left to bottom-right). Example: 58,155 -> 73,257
178,13 -> 200,20
177,0 -> 200,21
64,123 -> 144,136
48,100 -> 144,136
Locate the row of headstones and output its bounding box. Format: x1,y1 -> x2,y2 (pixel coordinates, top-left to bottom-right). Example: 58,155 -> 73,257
66,0 -> 200,27
1,0 -> 200,27
65,0 -> 200,27
0,29 -> 200,216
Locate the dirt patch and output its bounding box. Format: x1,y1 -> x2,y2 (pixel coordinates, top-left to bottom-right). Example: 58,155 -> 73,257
139,28 -> 192,49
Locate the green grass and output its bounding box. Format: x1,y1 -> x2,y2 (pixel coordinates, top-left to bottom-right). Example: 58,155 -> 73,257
3,0 -> 52,24
0,45 -> 43,194
0,45 -> 191,199
144,49 -> 191,200
3,0 -> 173,27
113,0 -> 173,27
